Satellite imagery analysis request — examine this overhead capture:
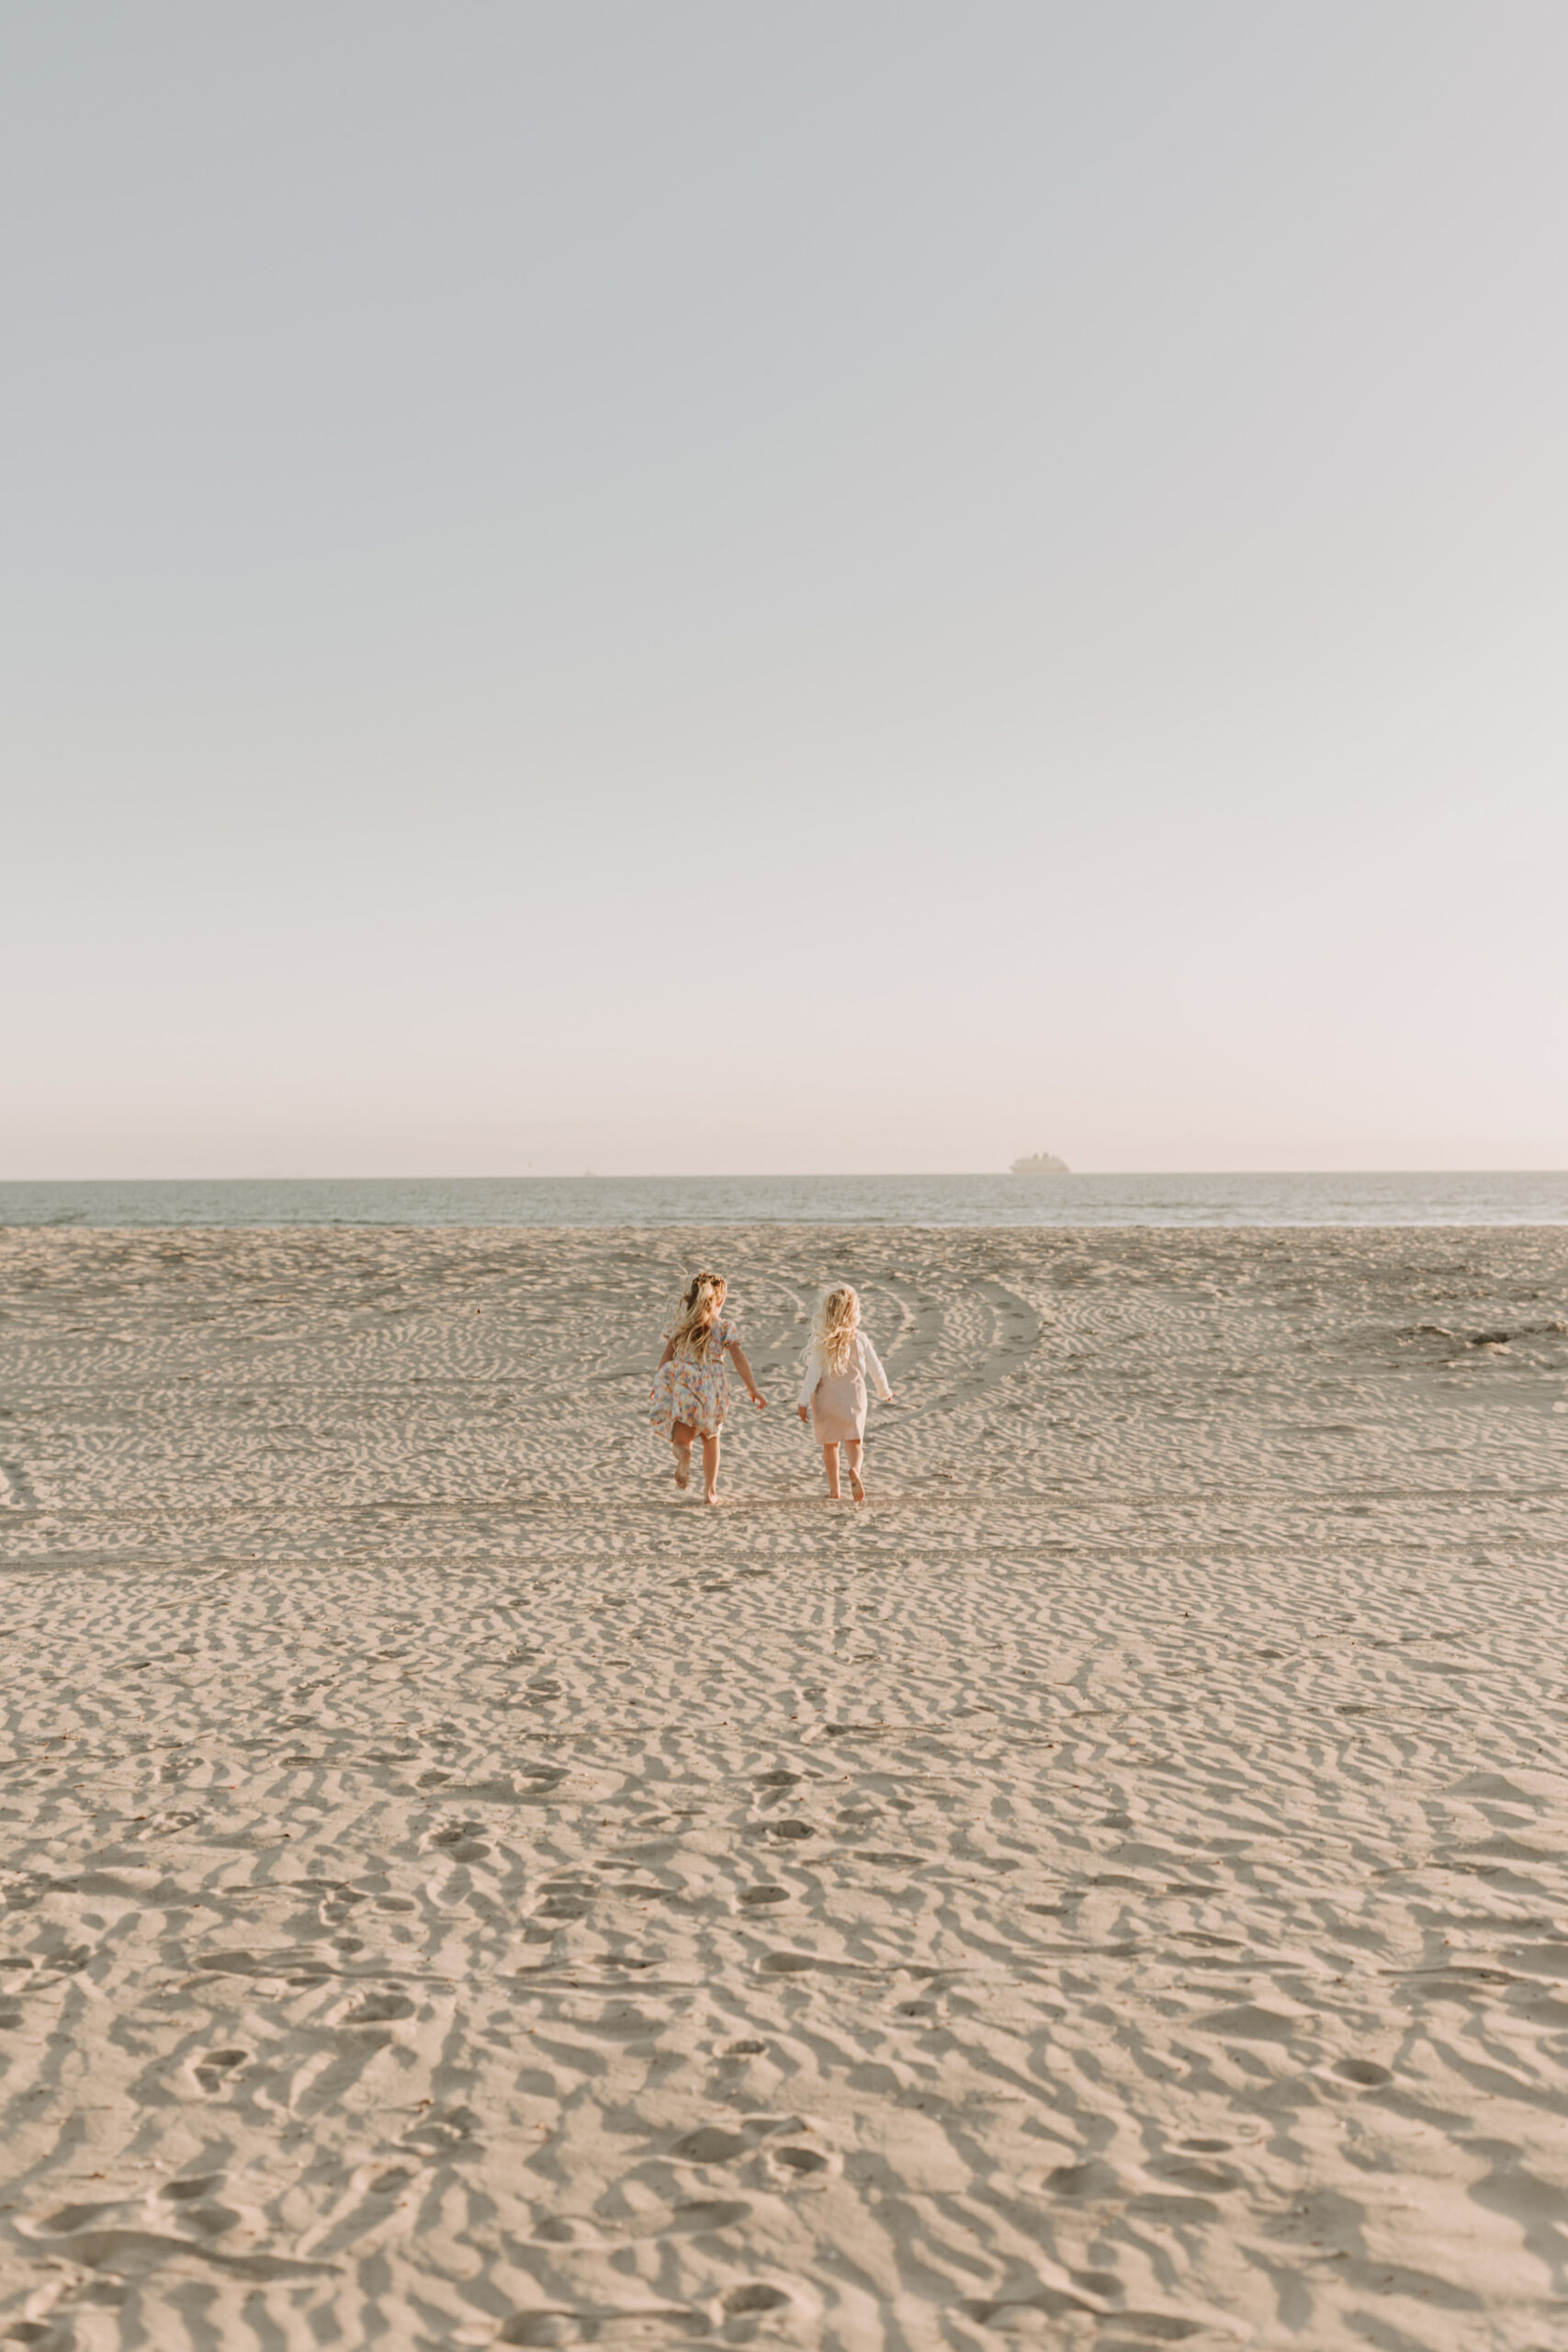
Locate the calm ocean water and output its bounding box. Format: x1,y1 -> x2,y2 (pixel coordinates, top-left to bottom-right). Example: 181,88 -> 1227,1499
1,1173 -> 1563,1228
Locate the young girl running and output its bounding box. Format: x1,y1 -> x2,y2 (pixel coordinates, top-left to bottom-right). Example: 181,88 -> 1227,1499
795,1284 -> 894,1502
649,1271 -> 765,1503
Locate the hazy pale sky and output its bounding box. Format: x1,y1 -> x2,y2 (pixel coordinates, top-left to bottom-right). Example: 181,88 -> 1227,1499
5,2 -> 1565,1176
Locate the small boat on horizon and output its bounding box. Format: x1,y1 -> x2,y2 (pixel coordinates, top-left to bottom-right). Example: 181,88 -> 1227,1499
1010,1151 -> 1070,1173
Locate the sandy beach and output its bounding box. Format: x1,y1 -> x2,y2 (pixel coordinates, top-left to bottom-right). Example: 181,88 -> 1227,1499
2,1220 -> 1566,2351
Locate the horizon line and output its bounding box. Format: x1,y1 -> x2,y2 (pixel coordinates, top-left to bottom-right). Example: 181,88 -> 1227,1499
3,1170 -> 1564,1186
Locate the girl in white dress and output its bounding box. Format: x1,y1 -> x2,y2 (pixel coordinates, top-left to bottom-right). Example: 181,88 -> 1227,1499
795,1284 -> 894,1502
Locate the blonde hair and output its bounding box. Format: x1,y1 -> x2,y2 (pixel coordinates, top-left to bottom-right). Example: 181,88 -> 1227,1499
669,1270 -> 728,1362
809,1283 -> 861,1375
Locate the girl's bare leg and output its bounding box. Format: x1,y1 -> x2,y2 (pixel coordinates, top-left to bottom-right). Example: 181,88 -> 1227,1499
702,1430 -> 722,1503
671,1419 -> 694,1490
845,1439 -> 864,1503
821,1442 -> 840,1499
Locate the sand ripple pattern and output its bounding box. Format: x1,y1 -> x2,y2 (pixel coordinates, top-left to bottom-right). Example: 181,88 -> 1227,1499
2,1224 -> 1567,2350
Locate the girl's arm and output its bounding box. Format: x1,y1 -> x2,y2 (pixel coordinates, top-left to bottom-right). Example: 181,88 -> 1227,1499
862,1336 -> 895,1401
795,1341 -> 820,1419
726,1340 -> 766,1408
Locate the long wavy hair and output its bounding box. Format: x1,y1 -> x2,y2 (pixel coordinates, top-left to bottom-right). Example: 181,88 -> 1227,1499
668,1271 -> 727,1362
807,1283 -> 860,1375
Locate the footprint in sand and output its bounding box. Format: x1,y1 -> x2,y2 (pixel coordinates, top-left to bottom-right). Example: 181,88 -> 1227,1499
671,2127 -> 749,2164
1044,2160 -> 1122,2201
667,2199 -> 750,2233
724,2283 -> 790,2313
1335,2056 -> 1393,2086
192,2047 -> 247,2094
342,1990 -> 416,2025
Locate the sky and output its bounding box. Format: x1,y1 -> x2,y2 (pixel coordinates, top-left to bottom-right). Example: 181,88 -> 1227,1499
4,1 -> 1566,1177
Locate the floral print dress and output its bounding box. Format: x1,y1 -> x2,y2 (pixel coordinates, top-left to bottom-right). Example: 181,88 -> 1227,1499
649,1316 -> 737,1441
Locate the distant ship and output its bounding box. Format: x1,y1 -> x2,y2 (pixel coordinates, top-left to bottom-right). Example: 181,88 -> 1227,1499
1010,1151 -> 1070,1173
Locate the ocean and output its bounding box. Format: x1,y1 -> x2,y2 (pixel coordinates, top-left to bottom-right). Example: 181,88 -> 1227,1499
1,1172 -> 1563,1228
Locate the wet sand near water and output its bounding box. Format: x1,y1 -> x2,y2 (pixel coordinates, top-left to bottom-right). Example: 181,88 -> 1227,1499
2,1223 -> 1566,2350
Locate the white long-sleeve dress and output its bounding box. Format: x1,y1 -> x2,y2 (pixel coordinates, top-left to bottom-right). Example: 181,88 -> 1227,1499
797,1330 -> 892,1443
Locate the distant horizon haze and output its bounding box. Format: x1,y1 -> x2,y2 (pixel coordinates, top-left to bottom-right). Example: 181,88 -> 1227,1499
6,1143 -> 1566,1184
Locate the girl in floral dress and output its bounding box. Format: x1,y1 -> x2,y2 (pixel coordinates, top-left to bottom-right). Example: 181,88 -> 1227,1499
795,1284 -> 894,1502
649,1272 -> 766,1503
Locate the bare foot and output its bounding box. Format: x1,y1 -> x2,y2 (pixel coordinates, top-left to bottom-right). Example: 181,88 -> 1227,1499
673,1450 -> 691,1490
705,1490 -> 721,1506
849,1469 -> 865,1503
